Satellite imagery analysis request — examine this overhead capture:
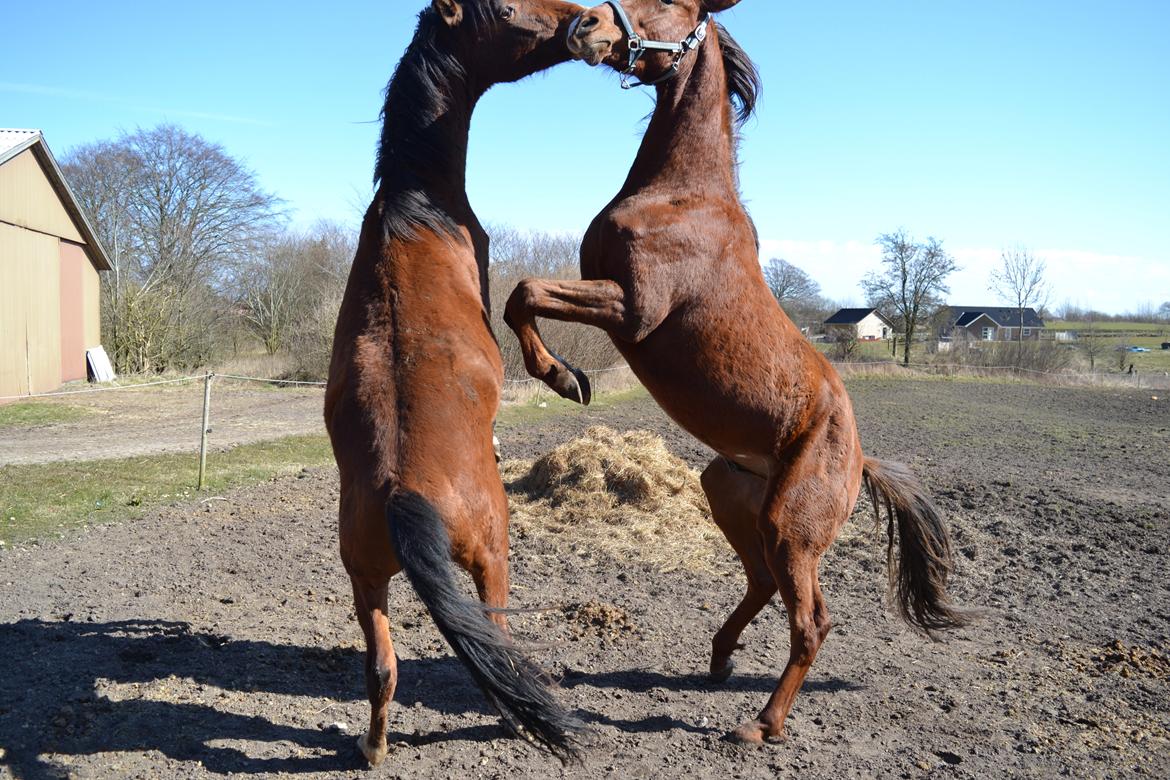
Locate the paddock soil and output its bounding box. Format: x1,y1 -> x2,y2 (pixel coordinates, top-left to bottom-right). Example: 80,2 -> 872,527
1,378 -> 1168,779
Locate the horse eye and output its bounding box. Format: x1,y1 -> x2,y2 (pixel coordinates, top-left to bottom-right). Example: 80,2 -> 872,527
500,4 -> 515,19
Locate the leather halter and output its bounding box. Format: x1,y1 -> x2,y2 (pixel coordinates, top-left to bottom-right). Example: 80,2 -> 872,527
603,0 -> 710,89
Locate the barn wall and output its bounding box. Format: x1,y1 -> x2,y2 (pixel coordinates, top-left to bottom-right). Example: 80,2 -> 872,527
59,241 -> 88,382
0,222 -> 63,396
0,149 -> 84,244
81,249 -> 102,348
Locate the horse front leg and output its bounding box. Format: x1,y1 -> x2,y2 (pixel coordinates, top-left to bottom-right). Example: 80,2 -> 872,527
503,278 -> 662,405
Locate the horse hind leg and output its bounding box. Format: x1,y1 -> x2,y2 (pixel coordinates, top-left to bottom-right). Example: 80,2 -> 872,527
351,577 -> 398,766
731,546 -> 826,745
700,456 -> 777,683
468,542 -> 510,633
731,461 -> 849,745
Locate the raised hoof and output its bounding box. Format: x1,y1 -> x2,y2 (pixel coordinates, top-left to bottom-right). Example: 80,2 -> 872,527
546,351 -> 592,406
550,366 -> 591,405
570,367 -> 592,406
726,720 -> 785,747
708,658 -> 735,684
357,732 -> 389,767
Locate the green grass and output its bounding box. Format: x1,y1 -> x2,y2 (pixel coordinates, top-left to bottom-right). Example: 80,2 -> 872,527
0,384 -> 651,546
497,384 -> 649,426
1049,319 -> 1170,335
0,402 -> 92,428
0,433 -> 334,546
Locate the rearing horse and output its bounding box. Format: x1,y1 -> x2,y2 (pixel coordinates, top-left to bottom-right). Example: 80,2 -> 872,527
325,0 -> 583,765
505,0 -> 970,744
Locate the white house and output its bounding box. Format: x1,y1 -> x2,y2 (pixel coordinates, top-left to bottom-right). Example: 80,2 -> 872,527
824,308 -> 894,341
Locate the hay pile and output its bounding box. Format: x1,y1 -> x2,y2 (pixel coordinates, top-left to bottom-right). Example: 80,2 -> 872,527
504,426 -> 732,573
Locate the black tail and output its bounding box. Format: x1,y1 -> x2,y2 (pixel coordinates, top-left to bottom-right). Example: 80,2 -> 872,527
862,458 -> 973,635
387,491 -> 582,760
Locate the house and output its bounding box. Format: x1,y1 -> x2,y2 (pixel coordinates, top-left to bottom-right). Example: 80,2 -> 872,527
824,308 -> 894,341
1,129 -> 112,397
941,306 -> 1046,343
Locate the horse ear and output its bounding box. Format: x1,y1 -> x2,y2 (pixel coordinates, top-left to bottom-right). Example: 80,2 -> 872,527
701,0 -> 742,11
432,0 -> 464,26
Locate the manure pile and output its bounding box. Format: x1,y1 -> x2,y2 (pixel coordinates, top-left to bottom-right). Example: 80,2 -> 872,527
504,426 -> 732,573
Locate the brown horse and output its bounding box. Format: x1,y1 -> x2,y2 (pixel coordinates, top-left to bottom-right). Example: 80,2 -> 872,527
504,0 -> 971,744
324,0 -> 584,765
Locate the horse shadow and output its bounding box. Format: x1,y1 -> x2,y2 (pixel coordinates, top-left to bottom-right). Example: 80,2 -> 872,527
0,618 -> 863,777
560,666 -> 863,735
0,618 -> 501,779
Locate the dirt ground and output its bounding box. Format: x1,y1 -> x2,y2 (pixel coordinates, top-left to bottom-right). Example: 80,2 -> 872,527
0,382 -> 325,466
1,378 -> 1167,779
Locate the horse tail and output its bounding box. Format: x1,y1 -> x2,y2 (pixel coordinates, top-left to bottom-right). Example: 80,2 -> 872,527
386,490 -> 582,760
862,458 -> 973,635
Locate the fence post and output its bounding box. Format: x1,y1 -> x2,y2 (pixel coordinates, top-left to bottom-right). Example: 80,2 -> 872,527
198,372 -> 214,490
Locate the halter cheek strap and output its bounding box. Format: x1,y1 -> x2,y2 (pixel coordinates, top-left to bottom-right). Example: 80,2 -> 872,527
604,0 -> 710,89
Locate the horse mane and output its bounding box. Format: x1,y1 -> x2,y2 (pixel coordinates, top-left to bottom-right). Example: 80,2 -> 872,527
373,4 -> 495,240
714,22 -> 761,126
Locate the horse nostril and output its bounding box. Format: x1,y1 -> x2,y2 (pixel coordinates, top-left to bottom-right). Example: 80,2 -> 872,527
577,13 -> 600,34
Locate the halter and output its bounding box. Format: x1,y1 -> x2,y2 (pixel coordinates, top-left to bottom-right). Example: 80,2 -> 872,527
603,0 -> 710,89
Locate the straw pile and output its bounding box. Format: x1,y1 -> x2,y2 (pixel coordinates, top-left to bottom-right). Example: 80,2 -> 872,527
504,426 -> 733,573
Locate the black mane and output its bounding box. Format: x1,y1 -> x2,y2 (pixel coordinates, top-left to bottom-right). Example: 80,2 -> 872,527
715,22 -> 761,126
373,4 -> 496,240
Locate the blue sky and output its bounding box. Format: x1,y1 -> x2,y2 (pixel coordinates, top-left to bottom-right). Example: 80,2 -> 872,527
3,1 -> 1167,314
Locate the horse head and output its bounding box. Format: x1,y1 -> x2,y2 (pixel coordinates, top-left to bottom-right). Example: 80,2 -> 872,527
567,0 -> 742,83
428,0 -> 586,85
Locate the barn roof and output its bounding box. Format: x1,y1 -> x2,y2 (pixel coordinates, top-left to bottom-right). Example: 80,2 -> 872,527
948,306 -> 1045,329
825,307 -> 893,326
0,129 -> 113,271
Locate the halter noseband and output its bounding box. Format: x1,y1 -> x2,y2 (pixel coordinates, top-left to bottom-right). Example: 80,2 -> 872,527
603,0 -> 710,89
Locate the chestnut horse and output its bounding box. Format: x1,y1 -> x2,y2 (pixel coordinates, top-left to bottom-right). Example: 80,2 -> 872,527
324,0 -> 583,764
504,0 -> 970,744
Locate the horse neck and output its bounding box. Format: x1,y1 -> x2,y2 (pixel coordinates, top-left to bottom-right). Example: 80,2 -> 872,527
620,29 -> 737,196
381,88 -> 477,217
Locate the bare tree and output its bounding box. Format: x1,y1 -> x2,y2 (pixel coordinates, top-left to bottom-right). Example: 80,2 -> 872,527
1078,314 -> 1106,371
63,124 -> 283,372
763,258 -> 820,308
1159,301 -> 1170,322
861,230 -> 958,366
989,247 -> 1050,349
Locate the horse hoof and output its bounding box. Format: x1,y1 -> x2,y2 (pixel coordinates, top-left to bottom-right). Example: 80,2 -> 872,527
571,367 -> 592,406
552,367 -> 591,405
708,659 -> 735,684
546,351 -> 592,406
357,732 -> 389,766
726,720 -> 784,747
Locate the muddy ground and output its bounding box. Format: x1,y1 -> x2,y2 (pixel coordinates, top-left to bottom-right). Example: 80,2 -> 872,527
1,378 -> 1167,778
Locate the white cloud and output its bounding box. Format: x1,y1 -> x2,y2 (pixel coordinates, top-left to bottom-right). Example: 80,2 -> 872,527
759,237 -> 1167,314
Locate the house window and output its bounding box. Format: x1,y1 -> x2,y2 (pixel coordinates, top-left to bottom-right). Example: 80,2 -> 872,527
982,327 -> 995,341
1002,328 -> 1013,341
1022,328 -> 1031,337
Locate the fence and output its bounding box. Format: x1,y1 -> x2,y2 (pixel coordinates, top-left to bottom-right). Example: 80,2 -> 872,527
0,364 -> 640,479
2,357 -> 1164,482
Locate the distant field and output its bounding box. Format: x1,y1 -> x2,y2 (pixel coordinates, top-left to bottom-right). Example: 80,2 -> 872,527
1048,319 -> 1170,335
1052,320 -> 1170,372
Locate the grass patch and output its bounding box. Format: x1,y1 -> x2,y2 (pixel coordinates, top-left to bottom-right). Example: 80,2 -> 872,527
497,385 -> 649,427
0,433 -> 333,546
0,402 -> 92,428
